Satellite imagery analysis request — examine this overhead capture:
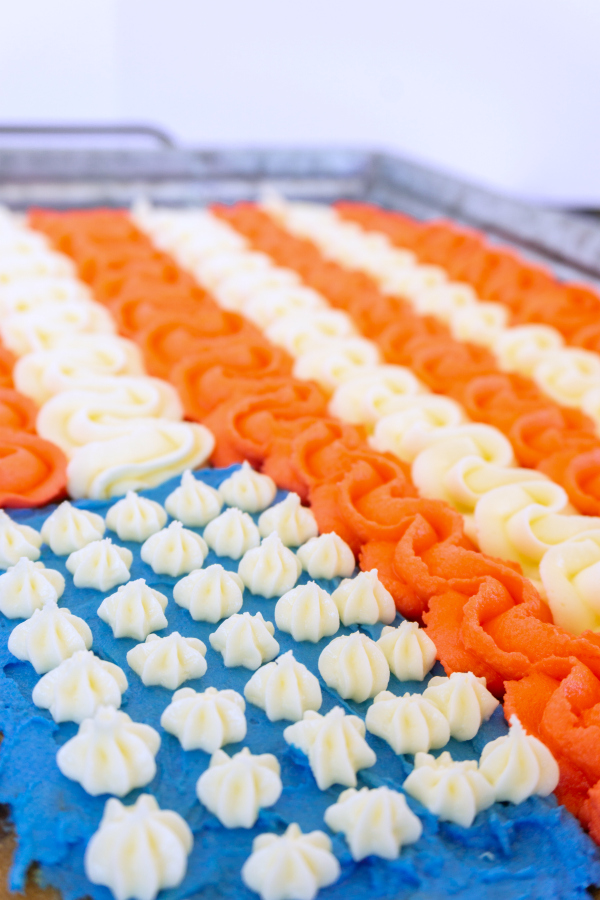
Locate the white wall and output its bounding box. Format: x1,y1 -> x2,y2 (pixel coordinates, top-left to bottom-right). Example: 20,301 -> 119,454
0,0 -> 598,205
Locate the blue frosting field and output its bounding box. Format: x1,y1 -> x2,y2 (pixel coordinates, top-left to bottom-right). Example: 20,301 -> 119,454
0,466 -> 599,900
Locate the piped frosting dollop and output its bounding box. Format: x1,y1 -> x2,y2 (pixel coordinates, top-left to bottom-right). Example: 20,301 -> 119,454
283,706 -> 376,790
244,649 -> 322,721
365,690 -> 450,754
324,786 -> 422,861
218,461 -> 277,513
209,611 -> 279,670
423,672 -> 499,742
32,649 -> 128,723
160,686 -> 247,752
318,632 -> 390,702
140,521 -> 208,577
196,747 -> 282,828
0,558 -> 64,618
66,538 -> 133,591
296,532 -> 355,580
126,632 -> 207,689
164,470 -> 223,526
8,604 -> 93,673
85,795 -> 193,900
97,579 -> 168,640
203,507 -> 260,559
105,491 -> 167,542
57,705 -> 160,796
403,751 -> 495,827
0,511 -> 41,568
238,533 -> 301,598
330,569 -> 396,626
41,501 -> 105,555
377,621 -> 437,681
173,564 -> 244,622
275,582 -> 339,642
478,715 -> 560,803
257,493 -> 318,546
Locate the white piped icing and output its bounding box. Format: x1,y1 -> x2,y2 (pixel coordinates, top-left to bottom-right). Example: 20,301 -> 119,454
330,569 -> 396,626
324,786 -> 422,861
173,564 -> 244,622
196,747 -> 282,828
8,605 -> 92,674
238,533 -> 301,598
478,715 -> 560,803
57,706 -> 160,797
365,690 -> 450,754
203,507 -> 261,559
164,470 -> 223,526
403,751 -> 495,827
377,622 -> 437,681
66,538 -> 133,591
275,582 -> 339,642
244,649 -> 322,722
318,632 -> 390,702
161,686 -> 247,752
85,794 -> 193,900
218,461 -> 277,513
296,532 -> 355,580
40,501 -> 105,555
257,493 -> 318,546
140,521 -> 208,577
241,823 -> 340,900
209,611 -> 279,670
126,632 -> 207,689
0,558 -> 64,618
32,650 -> 128,723
283,706 -> 376,790
0,511 -> 41,568
105,491 -> 167,542
97,579 -> 168,640
423,672 -> 499,741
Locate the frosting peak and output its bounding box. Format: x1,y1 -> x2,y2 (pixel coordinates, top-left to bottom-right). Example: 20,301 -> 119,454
324,786 -> 422,861
0,557 -> 64,619
203,507 -> 260,559
238,532 -> 301,598
196,747 -> 282,828
66,538 -> 133,591
140,520 -> 208,576
105,491 -> 167,542
126,632 -> 207,689
257,493 -> 318,547
275,582 -> 339,642
331,568 -> 395,626
377,621 -> 437,681
403,751 -> 495,827
164,469 -> 223,526
296,532 -> 355,580
8,605 -> 93,673
97,579 -> 168,641
0,511 -> 41,569
173,564 -> 244,622
365,690 -> 450,754
160,686 -> 247,752
40,501 -> 105,555
32,650 -> 128,723
423,672 -> 499,741
244,650 -> 322,721
318,632 -> 390,702
209,611 -> 279,670
478,715 -> 560,803
218,461 -> 277,513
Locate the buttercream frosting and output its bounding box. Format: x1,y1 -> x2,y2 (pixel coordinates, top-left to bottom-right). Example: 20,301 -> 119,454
218,461 -> 277,514
105,492 -> 167,542
318,632 -> 390,702
97,579 -> 168,641
495,324 -> 564,376
126,632 -> 207,689
32,649 -> 128,723
324,786 -> 422,861
238,533 -> 301,598
241,823 -> 340,900
329,366 -> 425,426
140,521 -> 208,577
173,564 -> 244,622
67,420 -> 215,500
85,794 -> 193,900
196,747 -> 282,828
330,568 -> 395,626
257,493 -> 318,547
209,611 -> 279,670
403,751 -> 495,827
164,470 -> 223,526
8,604 -> 92,674
265,309 -> 356,356
0,511 -> 41,569
1,299 -> 115,356
203,507 -> 260,559
244,649 -> 322,721
0,558 -> 64,618
66,538 -> 133,591
283,706 -> 376,790
160,686 -> 247,752
377,621 -> 437,681
369,395 -> 466,463
478,715 -> 560,803
57,706 -> 160,797
365,690 -> 450,754
423,672 -> 499,741
293,338 -> 381,392
540,532 -> 600,634
243,284 -> 325,329
274,582 -> 339,642
296,532 -> 355,580
41,501 -> 105,556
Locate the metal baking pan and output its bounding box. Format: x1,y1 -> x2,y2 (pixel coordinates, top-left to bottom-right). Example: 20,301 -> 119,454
1,124 -> 600,286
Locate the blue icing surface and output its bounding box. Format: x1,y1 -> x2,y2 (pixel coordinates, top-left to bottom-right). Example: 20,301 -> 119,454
0,465 -> 598,900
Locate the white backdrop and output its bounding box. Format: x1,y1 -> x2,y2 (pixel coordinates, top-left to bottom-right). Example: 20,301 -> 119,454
0,0 -> 599,205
